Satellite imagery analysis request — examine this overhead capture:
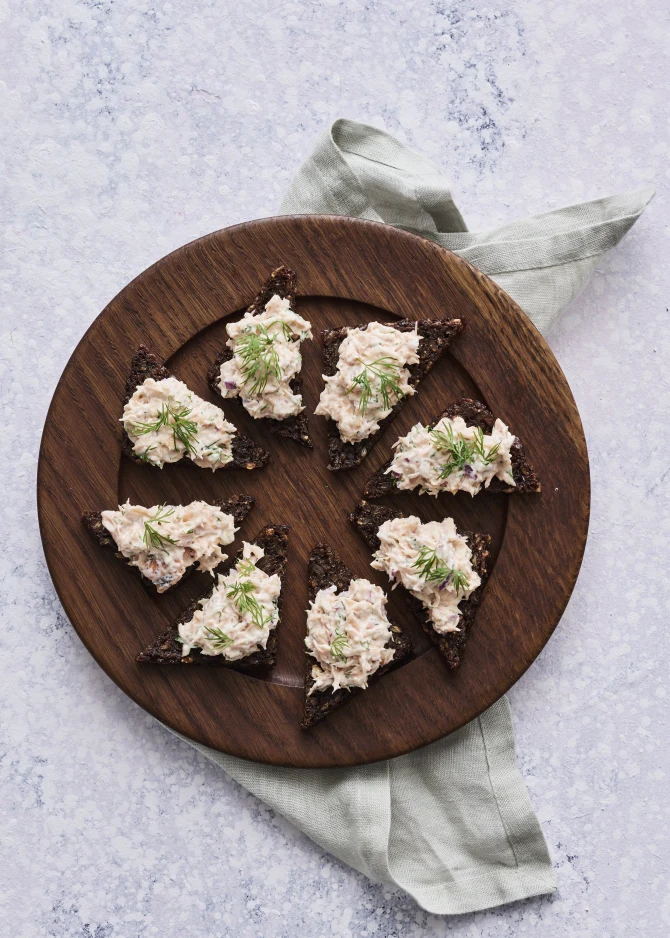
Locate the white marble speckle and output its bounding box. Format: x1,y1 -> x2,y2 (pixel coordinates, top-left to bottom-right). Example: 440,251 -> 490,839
1,1 -> 669,935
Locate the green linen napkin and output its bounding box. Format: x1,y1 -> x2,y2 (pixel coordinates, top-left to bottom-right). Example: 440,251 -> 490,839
179,120 -> 653,915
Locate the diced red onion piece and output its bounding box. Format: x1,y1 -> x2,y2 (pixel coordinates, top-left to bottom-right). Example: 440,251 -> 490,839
438,573 -> 453,592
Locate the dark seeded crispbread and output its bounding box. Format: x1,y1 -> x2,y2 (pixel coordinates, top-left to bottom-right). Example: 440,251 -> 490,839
136,523 -> 289,670
349,501 -> 490,670
302,543 -> 413,728
82,494 -> 255,595
207,266 -> 313,448
363,397 -> 541,499
123,346 -> 270,469
320,318 -> 464,471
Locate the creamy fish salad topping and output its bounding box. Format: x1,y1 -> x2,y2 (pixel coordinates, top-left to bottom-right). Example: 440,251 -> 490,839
371,516 -> 480,634
178,542 -> 281,660
122,376 -> 236,470
387,415 -> 516,496
218,294 -> 312,420
305,578 -> 395,694
315,322 -> 421,444
101,501 -> 238,593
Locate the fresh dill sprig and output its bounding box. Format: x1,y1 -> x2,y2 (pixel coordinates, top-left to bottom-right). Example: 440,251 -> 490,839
236,559 -> 257,577
203,440 -> 229,464
262,317 -> 295,343
411,545 -> 450,582
138,446 -> 156,463
129,405 -> 169,439
226,568 -> 271,630
411,546 -> 469,595
430,423 -> 500,479
279,320 -> 294,342
429,423 -> 473,478
143,505 -> 176,551
168,405 -> 199,454
449,570 -> 470,596
204,626 -> 234,650
236,324 -> 281,396
346,356 -> 404,415
330,629 -> 349,662
472,427 -> 500,464
130,402 -> 199,456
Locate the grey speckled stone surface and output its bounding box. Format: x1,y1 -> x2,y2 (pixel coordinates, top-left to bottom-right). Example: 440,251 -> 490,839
2,1 -> 668,935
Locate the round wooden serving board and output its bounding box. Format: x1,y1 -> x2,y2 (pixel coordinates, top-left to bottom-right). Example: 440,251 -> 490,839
38,215 -> 590,768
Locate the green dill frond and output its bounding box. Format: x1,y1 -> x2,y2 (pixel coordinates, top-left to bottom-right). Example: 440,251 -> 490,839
202,439 -> 229,463
226,571 -> 271,630
130,404 -> 171,437
330,629 -> 349,662
430,422 -> 501,479
430,423 -> 473,479
131,402 -> 199,456
236,559 -> 257,577
138,446 -> 156,463
143,524 -> 176,550
346,356 -> 405,415
236,324 -> 281,396
262,317 -> 294,343
472,426 -> 501,465
149,504 -> 175,525
142,504 -> 177,551
450,570 -> 470,595
411,546 -> 469,595
168,405 -> 199,455
204,627 -> 233,649
411,545 -> 450,583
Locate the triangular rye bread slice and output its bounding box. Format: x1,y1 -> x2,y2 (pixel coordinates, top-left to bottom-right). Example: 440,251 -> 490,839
321,318 -> 464,470
302,542 -> 413,728
82,494 -> 255,595
207,266 -> 313,448
364,397 -> 541,498
123,346 -> 270,469
350,501 -> 490,670
136,523 -> 289,670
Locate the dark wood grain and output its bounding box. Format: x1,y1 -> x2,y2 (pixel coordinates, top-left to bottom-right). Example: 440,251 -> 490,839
37,215 -> 590,768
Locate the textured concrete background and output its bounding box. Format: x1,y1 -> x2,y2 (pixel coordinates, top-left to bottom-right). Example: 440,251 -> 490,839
1,1 -> 668,935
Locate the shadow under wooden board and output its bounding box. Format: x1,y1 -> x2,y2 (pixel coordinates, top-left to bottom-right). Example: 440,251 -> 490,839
37,215 -> 590,768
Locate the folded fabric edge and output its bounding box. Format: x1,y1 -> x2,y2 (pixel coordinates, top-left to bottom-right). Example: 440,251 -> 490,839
279,192 -> 654,277
282,117 -> 654,279
327,118 -> 654,249
389,700 -> 557,915
478,699 -> 558,890
442,186 -> 655,275
331,117 -> 443,180
164,722 -> 396,885
167,718 -> 556,916
442,185 -> 655,248
403,857 -> 558,916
